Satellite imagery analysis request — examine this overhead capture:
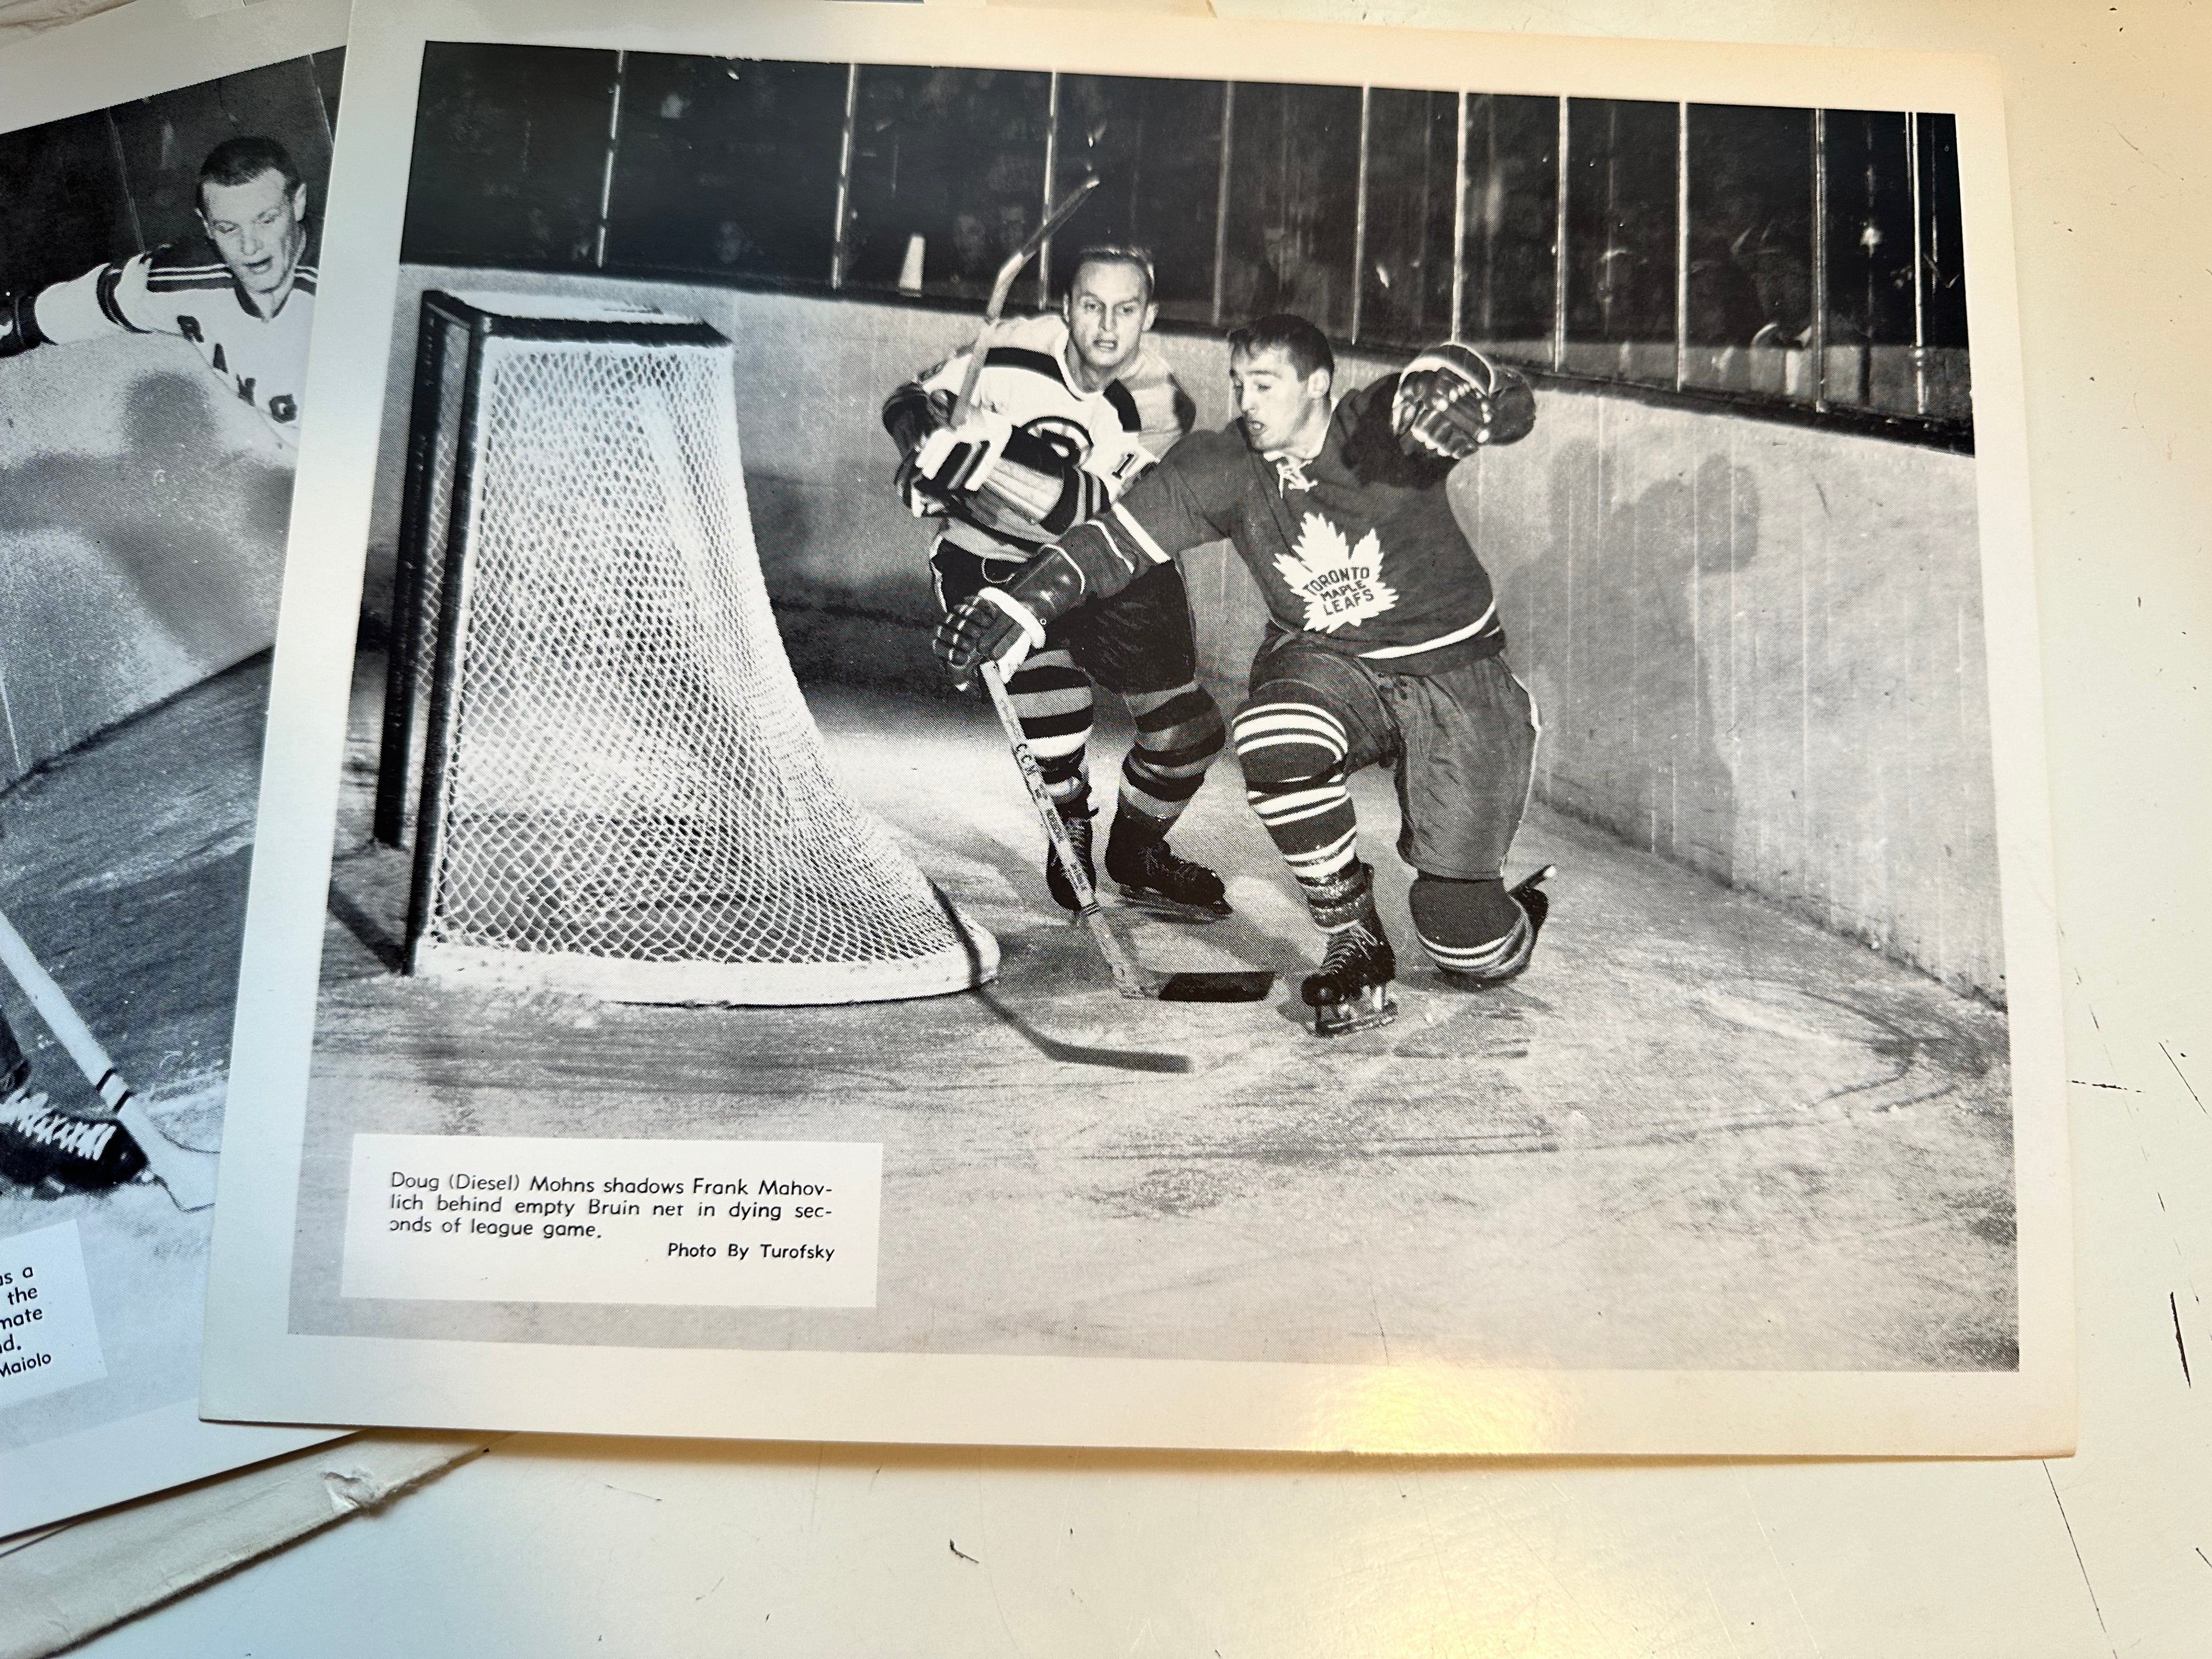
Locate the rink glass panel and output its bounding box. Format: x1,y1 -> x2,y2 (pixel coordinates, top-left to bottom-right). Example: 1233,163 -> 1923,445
392,40 -> 1974,445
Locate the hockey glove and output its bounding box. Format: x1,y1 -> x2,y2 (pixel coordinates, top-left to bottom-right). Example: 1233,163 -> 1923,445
911,405 -> 1013,502
0,291 -> 48,359
896,452 -> 951,518
882,383 -> 949,458
933,546 -> 1088,679
887,385 -> 956,515
1392,343 -> 1536,460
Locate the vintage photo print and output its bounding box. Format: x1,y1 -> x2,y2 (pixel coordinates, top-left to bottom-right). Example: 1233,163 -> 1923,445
202,0 -> 2069,1454
0,0 -> 348,1536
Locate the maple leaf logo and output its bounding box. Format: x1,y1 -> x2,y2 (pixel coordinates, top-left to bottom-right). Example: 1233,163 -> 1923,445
1272,512 -> 1400,634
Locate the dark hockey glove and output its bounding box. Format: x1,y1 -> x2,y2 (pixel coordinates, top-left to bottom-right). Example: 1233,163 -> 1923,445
1392,343 -> 1536,460
887,385 -> 952,516
933,546 -> 1088,679
895,452 -> 951,518
0,290 -> 49,359
882,383 -> 950,456
909,405 -> 1012,505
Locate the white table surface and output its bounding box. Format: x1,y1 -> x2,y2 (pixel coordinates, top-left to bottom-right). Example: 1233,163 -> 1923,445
66,0 -> 2212,1651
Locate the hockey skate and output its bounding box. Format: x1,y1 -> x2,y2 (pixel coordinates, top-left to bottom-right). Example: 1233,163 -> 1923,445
1302,907 -> 1398,1037
1511,864 -> 1555,946
0,1087 -> 146,1190
1043,806 -> 1097,915
1104,814 -> 1231,923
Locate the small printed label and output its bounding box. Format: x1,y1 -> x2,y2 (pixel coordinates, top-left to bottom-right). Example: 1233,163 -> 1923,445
0,1221 -> 108,1410
339,1134 -> 882,1308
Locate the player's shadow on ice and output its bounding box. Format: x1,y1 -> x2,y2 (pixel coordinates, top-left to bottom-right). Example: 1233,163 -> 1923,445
0,374 -> 295,654
930,881 -> 1189,1074
975,990 -> 1192,1075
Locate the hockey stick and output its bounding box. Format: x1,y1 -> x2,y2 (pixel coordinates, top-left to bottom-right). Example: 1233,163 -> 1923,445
931,182 -> 1102,690
950,174 -> 1102,422
978,663 -> 1272,1005
0,903 -> 219,1211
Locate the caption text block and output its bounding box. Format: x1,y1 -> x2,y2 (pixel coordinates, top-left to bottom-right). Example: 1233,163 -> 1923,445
340,1133 -> 881,1308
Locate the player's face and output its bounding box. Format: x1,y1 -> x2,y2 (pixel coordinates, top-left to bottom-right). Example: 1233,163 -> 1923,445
199,170 -> 309,302
1229,345 -> 1331,453
1063,261 -> 1156,385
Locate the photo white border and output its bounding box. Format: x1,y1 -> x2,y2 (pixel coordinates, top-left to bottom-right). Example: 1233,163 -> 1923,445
202,0 -> 2070,1456
0,0 -> 349,1537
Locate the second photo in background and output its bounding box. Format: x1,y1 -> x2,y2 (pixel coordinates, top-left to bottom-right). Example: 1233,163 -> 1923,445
0,0 -> 350,1536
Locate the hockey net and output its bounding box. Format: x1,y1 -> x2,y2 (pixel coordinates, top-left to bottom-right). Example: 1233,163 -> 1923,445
376,292 -> 996,1005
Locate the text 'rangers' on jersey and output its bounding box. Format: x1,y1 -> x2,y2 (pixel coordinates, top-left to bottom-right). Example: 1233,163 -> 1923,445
1,135 -> 317,447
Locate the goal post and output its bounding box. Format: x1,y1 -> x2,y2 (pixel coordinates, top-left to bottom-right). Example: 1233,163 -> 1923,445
373,290 -> 998,1006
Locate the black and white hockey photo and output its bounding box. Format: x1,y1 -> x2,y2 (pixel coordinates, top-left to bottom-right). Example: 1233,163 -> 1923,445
204,0 -> 2068,1455
0,0 -> 345,1535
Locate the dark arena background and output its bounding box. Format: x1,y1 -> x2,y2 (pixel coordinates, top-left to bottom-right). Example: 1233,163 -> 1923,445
0,53 -> 338,1449
289,43 -> 2010,1373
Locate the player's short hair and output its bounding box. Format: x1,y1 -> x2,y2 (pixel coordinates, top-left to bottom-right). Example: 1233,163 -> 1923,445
1227,313 -> 1335,385
1065,244 -> 1156,308
196,137 -> 304,210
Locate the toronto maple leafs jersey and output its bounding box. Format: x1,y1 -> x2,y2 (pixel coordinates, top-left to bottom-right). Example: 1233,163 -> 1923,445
895,313 -> 1193,560
30,229 -> 317,445
1057,376 -> 1506,674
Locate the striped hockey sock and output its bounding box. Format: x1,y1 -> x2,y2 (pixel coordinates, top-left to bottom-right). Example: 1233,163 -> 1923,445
1006,648 -> 1094,813
1116,681 -> 1226,834
1409,874 -> 1536,981
1231,697 -> 1359,917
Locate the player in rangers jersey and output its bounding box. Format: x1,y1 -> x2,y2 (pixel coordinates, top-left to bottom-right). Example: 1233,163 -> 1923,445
0,135 -> 317,448
0,135 -> 318,1189
0,1019 -> 142,1191
937,313 -> 1551,1035
883,245 -> 1231,923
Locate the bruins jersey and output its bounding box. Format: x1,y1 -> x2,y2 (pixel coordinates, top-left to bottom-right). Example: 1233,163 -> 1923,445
31,228 -> 318,445
898,313 -> 1193,560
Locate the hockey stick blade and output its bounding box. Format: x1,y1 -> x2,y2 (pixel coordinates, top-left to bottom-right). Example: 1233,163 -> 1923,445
1156,970 -> 1276,1003
978,664 -> 1270,1004
0,903 -> 219,1211
952,176 -> 1102,419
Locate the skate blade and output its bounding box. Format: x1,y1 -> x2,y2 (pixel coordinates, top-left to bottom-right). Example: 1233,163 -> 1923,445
1310,991 -> 1398,1037
1115,886 -> 1232,924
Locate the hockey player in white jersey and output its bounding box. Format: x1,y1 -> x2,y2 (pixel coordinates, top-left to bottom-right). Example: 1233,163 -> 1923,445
0,135 -> 318,1191
0,135 -> 317,447
883,245 -> 1231,922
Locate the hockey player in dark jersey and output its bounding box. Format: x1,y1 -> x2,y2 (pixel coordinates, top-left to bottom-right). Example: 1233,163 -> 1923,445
0,135 -> 317,447
936,313 -> 1550,1035
883,246 -> 1231,924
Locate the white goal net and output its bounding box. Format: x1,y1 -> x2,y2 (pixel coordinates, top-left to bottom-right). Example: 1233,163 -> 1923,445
377,291 -> 996,1005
